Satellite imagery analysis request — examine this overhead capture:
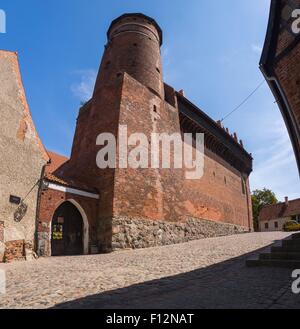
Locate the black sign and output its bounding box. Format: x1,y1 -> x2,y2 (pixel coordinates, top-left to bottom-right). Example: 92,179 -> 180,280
9,195 -> 21,205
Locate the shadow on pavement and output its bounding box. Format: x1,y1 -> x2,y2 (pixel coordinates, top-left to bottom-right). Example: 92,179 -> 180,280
52,241 -> 298,309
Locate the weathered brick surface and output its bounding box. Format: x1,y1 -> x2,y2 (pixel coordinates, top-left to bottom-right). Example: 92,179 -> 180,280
94,14 -> 164,99
275,42 -> 300,142
4,240 -> 25,262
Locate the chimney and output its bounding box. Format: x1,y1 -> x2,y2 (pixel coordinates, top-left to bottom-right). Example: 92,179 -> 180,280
285,197 -> 289,206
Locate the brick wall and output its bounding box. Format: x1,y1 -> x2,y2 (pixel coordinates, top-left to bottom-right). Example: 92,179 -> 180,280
37,187 -> 99,256
113,74 -> 252,227
4,240 -> 25,262
275,42 -> 300,142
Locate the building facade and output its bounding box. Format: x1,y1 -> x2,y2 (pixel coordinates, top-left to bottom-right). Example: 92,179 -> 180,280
260,0 -> 300,175
259,197 -> 300,232
0,14 -> 254,261
0,51 -> 49,262
36,13 -> 253,257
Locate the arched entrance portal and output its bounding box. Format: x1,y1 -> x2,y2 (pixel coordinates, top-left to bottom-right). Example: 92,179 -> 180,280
51,201 -> 84,256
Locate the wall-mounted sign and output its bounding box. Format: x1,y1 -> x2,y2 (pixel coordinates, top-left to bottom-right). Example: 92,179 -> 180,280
9,195 -> 21,205
14,203 -> 28,222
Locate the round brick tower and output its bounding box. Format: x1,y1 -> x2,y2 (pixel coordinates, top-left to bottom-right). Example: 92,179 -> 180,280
93,13 -> 164,99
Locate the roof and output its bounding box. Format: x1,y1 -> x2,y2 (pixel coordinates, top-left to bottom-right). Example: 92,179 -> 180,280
176,92 -> 253,175
44,151 -> 97,193
45,151 -> 69,174
44,150 -> 70,186
107,13 -> 163,45
259,198 -> 300,222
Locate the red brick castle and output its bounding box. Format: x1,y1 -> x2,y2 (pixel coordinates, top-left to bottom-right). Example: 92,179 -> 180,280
36,13 -> 253,256
0,13 -> 254,261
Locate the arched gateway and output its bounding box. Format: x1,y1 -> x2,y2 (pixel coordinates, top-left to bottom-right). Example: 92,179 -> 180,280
51,201 -> 88,256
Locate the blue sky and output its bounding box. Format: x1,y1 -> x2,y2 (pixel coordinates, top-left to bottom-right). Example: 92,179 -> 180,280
1,0 -> 299,200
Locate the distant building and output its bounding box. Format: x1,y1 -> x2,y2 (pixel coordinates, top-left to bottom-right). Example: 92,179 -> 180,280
259,197 -> 300,232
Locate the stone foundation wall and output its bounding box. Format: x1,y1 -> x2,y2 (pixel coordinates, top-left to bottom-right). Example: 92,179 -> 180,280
112,216 -> 250,250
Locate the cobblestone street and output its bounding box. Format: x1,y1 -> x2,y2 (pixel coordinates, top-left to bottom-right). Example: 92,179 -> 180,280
0,232 -> 299,309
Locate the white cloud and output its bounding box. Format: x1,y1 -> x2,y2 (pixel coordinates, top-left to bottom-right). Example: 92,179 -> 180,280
251,119 -> 299,201
71,69 -> 97,101
251,44 -> 263,55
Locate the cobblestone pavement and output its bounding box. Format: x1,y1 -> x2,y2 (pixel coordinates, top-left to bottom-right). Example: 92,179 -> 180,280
0,232 -> 299,309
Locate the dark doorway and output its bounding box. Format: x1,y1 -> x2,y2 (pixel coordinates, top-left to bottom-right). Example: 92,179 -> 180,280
51,202 -> 83,256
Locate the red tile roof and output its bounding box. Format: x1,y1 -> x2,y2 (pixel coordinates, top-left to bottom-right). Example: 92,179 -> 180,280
45,151 -> 69,174
44,150 -> 98,193
259,198 -> 300,222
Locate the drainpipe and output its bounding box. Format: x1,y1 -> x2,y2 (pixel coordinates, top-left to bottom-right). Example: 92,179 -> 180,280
34,163 -> 49,256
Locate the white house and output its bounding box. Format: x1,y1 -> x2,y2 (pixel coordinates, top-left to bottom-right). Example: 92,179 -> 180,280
259,197 -> 300,232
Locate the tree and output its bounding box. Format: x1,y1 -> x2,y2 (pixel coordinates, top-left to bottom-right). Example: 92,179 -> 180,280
252,188 -> 278,231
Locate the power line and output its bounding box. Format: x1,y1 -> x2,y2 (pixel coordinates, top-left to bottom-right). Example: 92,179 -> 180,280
220,80 -> 265,122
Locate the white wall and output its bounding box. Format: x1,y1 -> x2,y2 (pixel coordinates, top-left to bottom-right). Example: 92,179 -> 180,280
260,217 -> 291,232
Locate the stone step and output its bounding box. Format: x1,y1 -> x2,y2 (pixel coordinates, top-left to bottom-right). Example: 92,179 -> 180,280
292,233 -> 300,240
246,258 -> 300,268
259,252 -> 300,260
282,240 -> 300,248
271,245 -> 300,252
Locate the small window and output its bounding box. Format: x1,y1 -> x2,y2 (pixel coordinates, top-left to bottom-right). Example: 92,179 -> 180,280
265,223 -> 269,230
274,221 -> 278,229
224,177 -> 227,185
153,105 -> 157,113
156,67 -> 160,74
213,171 -> 216,178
